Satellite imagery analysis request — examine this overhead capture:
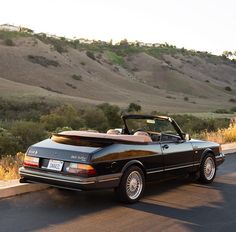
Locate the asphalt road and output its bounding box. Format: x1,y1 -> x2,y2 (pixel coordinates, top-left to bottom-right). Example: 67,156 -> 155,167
1,154 -> 236,232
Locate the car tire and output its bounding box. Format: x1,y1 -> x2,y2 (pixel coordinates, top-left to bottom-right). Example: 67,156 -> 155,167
199,154 -> 216,184
115,166 -> 145,204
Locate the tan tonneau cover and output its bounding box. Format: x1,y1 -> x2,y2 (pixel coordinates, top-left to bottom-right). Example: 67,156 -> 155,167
59,131 -> 152,143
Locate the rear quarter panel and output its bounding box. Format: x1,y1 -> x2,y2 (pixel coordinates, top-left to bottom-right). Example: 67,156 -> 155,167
91,143 -> 163,175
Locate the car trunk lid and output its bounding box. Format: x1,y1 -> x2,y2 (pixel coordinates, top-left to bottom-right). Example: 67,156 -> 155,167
27,138 -> 101,163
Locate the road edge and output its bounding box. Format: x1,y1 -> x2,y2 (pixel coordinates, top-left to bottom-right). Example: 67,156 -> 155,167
0,181 -> 49,200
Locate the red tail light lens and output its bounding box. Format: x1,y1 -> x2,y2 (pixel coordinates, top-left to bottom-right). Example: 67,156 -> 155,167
66,163 -> 96,177
23,155 -> 39,168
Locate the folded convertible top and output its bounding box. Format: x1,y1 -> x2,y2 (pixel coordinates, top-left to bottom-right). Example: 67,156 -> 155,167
51,131 -> 152,147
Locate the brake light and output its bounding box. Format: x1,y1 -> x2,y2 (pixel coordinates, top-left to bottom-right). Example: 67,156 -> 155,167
23,155 -> 39,168
66,163 -> 96,177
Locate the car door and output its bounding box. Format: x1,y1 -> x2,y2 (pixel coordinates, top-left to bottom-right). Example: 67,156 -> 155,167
142,142 -> 165,181
161,137 -> 194,173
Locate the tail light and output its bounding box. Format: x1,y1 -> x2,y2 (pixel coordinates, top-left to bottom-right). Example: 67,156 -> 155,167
66,163 -> 97,177
23,155 -> 39,168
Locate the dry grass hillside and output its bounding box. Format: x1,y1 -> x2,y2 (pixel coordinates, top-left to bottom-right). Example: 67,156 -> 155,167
0,30 -> 236,113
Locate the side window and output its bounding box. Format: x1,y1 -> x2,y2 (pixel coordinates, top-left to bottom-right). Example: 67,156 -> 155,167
156,120 -> 181,142
156,120 -> 176,134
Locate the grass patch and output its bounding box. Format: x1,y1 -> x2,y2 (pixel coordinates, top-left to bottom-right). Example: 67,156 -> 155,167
106,51 -> 124,66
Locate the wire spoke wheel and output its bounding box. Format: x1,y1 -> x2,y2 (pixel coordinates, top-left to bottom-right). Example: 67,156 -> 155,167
126,171 -> 143,200
115,166 -> 145,203
204,157 -> 216,181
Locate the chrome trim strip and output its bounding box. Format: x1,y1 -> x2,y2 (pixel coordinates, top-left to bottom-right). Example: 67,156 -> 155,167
147,169 -> 164,174
19,167 -> 96,185
165,163 -> 200,171
147,163 -> 200,174
98,177 -> 120,183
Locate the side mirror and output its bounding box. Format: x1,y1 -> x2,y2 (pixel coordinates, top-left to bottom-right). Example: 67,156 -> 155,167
184,133 -> 191,141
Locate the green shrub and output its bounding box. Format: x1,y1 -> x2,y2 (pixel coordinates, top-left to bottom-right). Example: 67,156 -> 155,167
86,51 -> 96,60
230,107 -> 236,112
0,129 -> 21,156
27,55 -> 60,67
172,114 -> 229,134
66,82 -> 77,89
214,109 -> 231,114
82,108 -> 108,132
225,86 -> 232,91
127,103 -> 142,112
40,105 -> 83,131
0,98 -> 57,121
97,103 -> 122,128
71,74 -> 82,81
4,38 -> 15,46
229,98 -> 236,103
10,121 -> 47,151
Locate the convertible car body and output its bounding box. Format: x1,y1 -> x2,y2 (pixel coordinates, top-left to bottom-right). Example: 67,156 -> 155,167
19,114 -> 225,203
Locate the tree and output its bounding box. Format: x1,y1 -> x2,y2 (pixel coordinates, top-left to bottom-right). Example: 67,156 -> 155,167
97,103 -> 121,128
10,121 -> 46,151
222,51 -> 233,59
82,108 -> 108,132
127,103 -> 142,112
0,129 -> 21,156
40,105 -> 83,131
119,39 -> 129,46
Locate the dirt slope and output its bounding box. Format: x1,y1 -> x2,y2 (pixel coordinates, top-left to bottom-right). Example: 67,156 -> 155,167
0,34 -> 235,113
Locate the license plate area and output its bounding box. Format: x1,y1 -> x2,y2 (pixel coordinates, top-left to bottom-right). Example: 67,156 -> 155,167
47,159 -> 64,171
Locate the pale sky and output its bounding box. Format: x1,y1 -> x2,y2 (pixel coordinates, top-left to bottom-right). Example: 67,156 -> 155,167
0,0 -> 235,55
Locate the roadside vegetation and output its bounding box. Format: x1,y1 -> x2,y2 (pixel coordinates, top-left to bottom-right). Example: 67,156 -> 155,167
199,126 -> 236,144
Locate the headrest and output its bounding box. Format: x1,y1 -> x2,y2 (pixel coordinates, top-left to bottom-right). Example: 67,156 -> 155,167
107,129 -> 120,135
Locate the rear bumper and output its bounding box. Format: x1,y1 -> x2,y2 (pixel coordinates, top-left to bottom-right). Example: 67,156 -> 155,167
215,153 -> 225,166
19,167 -> 121,191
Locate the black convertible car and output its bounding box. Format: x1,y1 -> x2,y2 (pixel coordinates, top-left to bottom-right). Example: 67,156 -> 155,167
19,114 -> 225,203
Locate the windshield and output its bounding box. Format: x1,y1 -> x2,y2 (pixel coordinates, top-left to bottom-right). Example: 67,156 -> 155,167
125,118 -> 177,135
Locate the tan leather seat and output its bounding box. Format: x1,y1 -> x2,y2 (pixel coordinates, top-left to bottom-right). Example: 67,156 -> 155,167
133,131 -> 152,142
107,129 -> 120,135
133,131 -> 149,137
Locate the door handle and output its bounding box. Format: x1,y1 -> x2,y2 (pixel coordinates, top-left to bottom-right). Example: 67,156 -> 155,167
162,144 -> 169,150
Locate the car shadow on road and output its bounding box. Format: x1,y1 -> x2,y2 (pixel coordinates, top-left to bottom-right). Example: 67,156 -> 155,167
127,166 -> 236,231
0,187 -> 117,232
